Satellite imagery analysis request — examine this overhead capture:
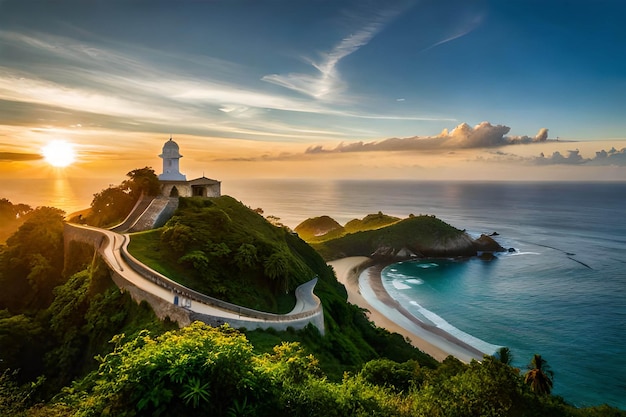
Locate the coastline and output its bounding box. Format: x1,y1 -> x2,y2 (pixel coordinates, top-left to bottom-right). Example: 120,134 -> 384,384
328,256 -> 485,363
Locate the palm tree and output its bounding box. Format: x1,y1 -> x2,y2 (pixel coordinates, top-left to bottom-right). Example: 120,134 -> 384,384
524,354 -> 554,395
264,252 -> 290,293
495,347 -> 513,365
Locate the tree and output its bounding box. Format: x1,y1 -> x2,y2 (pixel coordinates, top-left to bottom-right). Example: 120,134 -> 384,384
86,167 -> 160,227
89,186 -> 134,227
495,347 -> 513,365
0,199 -> 31,225
0,314 -> 47,382
524,354 -> 554,395
234,243 -> 258,269
123,166 -> 161,197
264,251 -> 290,293
359,358 -> 422,392
0,207 -> 65,311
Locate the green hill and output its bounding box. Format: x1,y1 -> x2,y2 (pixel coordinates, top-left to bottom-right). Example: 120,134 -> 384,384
309,214 -> 499,260
294,215 -> 344,241
127,196 -> 436,371
344,211 -> 401,233
128,196 -> 315,313
294,212 -> 401,243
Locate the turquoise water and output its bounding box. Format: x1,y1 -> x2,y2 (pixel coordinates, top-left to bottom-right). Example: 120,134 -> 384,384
369,182 -> 626,409
4,178 -> 625,408
226,180 -> 626,409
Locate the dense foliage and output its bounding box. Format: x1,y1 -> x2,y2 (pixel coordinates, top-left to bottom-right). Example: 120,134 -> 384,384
128,196 -> 317,312
77,167 -> 161,227
0,205 -> 175,408
0,198 -> 32,243
1,190 -> 624,416
0,206 -> 65,311
4,322 -> 623,417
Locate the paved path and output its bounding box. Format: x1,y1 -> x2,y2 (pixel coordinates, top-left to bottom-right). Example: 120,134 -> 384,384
70,223 -> 322,327
288,278 -> 320,315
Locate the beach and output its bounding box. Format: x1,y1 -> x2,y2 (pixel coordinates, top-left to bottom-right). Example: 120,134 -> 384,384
328,256 -> 486,363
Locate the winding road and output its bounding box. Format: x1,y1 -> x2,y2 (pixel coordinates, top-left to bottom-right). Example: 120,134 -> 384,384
66,223 -> 324,333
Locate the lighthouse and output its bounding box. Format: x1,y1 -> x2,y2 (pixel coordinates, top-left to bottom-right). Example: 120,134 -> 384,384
158,137 -> 187,181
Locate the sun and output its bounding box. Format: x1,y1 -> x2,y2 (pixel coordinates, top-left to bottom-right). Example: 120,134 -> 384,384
42,140 -> 76,167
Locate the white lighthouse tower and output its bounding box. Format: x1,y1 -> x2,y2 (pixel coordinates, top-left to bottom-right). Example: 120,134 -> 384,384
159,137 -> 186,181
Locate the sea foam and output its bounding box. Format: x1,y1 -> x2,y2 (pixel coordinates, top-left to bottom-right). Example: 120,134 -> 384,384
416,262 -> 439,269
391,279 -> 411,290
409,301 -> 500,355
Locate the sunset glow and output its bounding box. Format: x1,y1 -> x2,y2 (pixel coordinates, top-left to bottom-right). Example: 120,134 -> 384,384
42,140 -> 76,167
0,1 -> 624,182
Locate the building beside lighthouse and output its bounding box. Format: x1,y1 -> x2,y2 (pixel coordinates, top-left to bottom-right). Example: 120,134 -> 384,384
158,137 -> 221,198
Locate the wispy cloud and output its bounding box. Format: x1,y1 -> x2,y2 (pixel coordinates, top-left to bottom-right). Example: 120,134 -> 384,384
262,5 -> 405,100
0,29 -> 450,141
421,12 -> 484,53
0,151 -> 42,162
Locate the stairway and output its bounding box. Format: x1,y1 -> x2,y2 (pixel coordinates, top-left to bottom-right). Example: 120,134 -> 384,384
109,196 -> 155,233
127,197 -> 179,232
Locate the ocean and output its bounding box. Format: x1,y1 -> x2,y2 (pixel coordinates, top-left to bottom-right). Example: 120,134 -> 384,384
3,178 -> 625,409
227,179 -> 626,410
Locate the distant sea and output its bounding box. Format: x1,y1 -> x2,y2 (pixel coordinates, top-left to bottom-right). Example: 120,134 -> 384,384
3,178 -> 625,409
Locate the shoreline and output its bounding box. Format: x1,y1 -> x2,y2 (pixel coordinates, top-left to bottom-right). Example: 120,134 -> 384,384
328,256 -> 485,363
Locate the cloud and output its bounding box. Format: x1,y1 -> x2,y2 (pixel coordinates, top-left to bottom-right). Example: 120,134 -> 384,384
305,121 -> 550,153
421,13 -> 484,53
0,151 -> 42,162
588,147 -> 626,165
487,146 -> 626,166
569,147 -> 626,166
533,149 -> 588,165
0,29 -> 453,141
262,4 -> 405,100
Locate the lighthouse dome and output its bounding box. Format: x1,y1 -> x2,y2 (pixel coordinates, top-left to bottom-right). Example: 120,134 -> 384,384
158,137 -> 186,181
160,138 -> 182,159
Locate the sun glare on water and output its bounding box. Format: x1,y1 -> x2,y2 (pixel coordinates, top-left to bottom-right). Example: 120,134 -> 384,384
42,140 -> 76,167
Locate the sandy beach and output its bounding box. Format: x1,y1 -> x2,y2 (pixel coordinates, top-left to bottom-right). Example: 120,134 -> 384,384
328,256 -> 486,363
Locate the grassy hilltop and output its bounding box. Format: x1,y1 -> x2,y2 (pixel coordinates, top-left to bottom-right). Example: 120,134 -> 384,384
294,212 -> 401,243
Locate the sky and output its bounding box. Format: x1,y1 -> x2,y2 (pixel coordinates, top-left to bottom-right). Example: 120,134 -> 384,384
1,0 -> 626,183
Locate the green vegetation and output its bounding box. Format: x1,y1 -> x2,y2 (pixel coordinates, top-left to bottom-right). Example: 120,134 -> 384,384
524,354 -> 554,395
0,206 -> 176,408
309,213 -> 469,260
0,198 -> 32,243
344,211 -> 401,234
0,206 -> 66,311
1,187 -> 624,416
3,322 -> 623,417
128,196 -> 317,313
294,215 -> 344,241
294,212 -> 400,243
72,166 -> 161,227
127,195 -> 434,376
